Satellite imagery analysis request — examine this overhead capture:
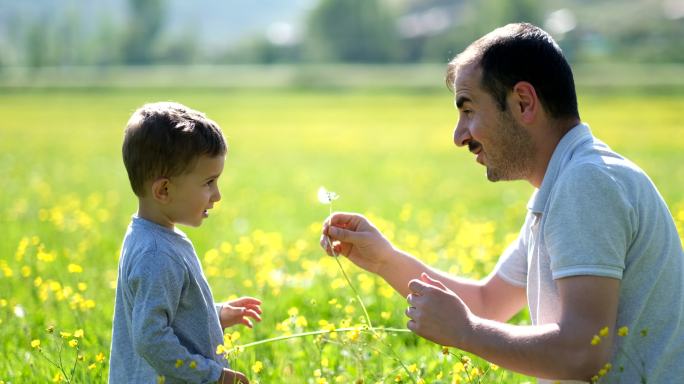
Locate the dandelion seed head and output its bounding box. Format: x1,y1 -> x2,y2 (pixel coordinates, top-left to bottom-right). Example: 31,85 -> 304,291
317,186 -> 339,205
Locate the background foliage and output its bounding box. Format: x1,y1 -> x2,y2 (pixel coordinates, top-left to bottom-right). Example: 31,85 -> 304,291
0,86 -> 683,382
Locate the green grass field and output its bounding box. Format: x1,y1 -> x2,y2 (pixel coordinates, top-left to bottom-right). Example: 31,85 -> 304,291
0,87 -> 683,383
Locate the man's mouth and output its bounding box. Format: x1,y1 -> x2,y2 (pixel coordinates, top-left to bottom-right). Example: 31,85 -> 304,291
468,141 -> 484,164
468,141 -> 482,154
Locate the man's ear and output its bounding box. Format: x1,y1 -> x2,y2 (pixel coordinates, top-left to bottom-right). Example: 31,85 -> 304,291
150,178 -> 171,204
510,81 -> 539,124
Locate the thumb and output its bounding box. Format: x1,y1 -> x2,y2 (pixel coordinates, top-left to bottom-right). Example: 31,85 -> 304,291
420,272 -> 449,292
328,226 -> 360,243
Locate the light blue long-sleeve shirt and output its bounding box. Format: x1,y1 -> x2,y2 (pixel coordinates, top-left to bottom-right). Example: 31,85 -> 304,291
109,216 -> 227,383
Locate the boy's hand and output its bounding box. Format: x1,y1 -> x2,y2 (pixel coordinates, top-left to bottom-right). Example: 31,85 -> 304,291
218,368 -> 249,384
321,212 -> 395,274
219,297 -> 262,329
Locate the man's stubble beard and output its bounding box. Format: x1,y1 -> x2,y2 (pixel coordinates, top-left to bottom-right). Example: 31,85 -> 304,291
484,110 -> 536,182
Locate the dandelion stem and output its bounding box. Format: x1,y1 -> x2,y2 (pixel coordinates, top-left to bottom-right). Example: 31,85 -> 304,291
327,203 -> 417,384
328,205 -> 374,330
224,326 -> 410,353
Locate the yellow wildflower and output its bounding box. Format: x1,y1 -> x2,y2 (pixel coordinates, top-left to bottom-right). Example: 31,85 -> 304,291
252,360 -> 263,374
74,329 -> 84,338
68,339 -> 78,348
599,326 -> 609,337
31,339 -> 41,349
175,359 -> 184,368
591,335 -> 601,345
618,326 -> 629,337
96,352 -> 105,362
408,363 -> 418,373
189,360 -> 197,369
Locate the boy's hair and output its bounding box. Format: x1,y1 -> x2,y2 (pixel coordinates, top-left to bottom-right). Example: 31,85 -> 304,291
122,102 -> 227,197
446,23 -> 579,121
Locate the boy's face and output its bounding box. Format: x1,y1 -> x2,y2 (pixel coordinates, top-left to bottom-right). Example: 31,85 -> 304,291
166,155 -> 225,227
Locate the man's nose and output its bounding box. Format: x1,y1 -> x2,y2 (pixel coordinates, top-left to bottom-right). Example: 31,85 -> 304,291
453,120 -> 471,147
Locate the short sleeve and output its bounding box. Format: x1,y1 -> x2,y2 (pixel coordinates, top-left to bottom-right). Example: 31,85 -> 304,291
544,164 -> 635,280
494,214 -> 532,287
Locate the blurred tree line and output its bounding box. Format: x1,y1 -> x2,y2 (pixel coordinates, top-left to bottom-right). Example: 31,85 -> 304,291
1,0 -> 683,67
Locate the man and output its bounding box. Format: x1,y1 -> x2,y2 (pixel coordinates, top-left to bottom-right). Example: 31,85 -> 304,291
321,23 -> 684,383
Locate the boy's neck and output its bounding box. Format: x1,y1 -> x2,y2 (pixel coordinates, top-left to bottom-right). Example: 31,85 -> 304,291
137,199 -> 175,230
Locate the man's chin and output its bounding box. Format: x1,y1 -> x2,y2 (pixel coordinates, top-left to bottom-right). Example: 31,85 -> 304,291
486,168 -> 503,182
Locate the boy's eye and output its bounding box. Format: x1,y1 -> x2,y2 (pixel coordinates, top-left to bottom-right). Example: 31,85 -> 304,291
206,179 -> 215,186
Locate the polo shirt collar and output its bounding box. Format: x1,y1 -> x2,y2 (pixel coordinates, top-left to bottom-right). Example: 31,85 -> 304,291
527,123 -> 593,214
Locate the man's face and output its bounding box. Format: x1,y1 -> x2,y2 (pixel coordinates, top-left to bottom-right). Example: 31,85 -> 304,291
452,64 -> 535,182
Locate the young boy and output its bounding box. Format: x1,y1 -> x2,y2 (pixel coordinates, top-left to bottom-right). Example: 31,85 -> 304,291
109,102 -> 262,384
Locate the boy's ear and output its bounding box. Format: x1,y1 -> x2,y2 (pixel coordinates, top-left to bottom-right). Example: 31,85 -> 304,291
150,178 -> 171,204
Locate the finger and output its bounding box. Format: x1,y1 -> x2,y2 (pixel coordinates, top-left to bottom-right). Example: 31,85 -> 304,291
420,273 -> 449,291
328,226 -> 360,243
320,234 -> 336,256
243,309 -> 262,322
245,304 -> 263,315
408,279 -> 430,295
405,306 -> 417,319
406,319 -> 417,333
320,234 -> 331,253
230,297 -> 262,306
328,212 -> 355,226
239,318 -> 253,328
237,372 -> 249,384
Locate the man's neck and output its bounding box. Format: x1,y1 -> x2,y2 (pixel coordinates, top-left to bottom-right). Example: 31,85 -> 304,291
528,118 -> 580,188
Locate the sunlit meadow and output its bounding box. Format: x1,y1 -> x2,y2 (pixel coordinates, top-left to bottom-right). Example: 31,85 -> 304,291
1,87 -> 683,383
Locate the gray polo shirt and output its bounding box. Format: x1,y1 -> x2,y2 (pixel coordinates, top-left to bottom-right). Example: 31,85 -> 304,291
109,216 -> 227,383
495,123 -> 684,383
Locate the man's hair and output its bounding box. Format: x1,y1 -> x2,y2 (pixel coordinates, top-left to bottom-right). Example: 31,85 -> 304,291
122,102 -> 227,197
446,23 -> 579,120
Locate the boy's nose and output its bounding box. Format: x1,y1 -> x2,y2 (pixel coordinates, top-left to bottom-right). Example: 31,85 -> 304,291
212,188 -> 222,203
